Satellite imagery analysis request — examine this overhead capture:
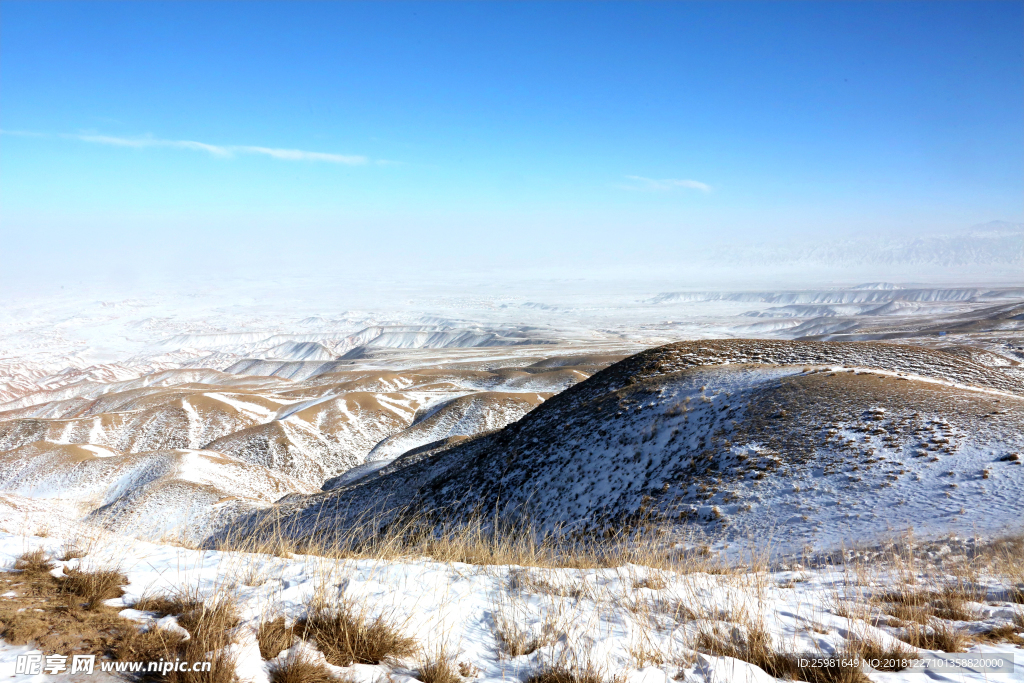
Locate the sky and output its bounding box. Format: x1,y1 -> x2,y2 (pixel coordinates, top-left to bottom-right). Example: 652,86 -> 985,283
1,1 -> 1022,289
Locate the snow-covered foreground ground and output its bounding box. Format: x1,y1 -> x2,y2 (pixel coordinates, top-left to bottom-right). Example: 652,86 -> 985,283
1,521 -> 1021,683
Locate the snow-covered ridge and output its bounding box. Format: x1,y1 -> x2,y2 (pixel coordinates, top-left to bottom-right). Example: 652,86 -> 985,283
161,324 -> 558,356
646,287 -> 1024,306
243,339 -> 1024,555
697,222 -> 1024,270
0,350 -> 620,538
2,278 -> 1019,410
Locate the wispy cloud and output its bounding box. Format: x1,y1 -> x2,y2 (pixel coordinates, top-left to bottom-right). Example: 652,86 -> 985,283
232,145 -> 366,164
73,134 -> 233,157
0,129 -> 48,138
1,129 -> 370,165
620,175 -> 712,192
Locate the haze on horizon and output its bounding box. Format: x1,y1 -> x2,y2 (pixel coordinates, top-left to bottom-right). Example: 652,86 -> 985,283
0,1 -> 1021,292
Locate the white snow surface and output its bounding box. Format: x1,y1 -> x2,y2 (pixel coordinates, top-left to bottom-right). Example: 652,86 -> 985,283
1,527 -> 1022,683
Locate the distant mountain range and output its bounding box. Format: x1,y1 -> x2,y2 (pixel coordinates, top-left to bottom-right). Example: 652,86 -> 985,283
701,221 -> 1023,270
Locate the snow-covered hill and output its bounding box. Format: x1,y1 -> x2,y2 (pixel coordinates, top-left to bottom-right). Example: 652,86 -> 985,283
0,444 -> 316,540
2,279 -> 1022,551
0,351 -> 621,538
245,340 -> 1024,555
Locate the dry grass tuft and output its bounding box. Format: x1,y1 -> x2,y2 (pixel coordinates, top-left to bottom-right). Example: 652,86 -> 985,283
968,534 -> 1023,603
168,593 -> 240,683
133,592 -> 193,616
0,563 -> 177,668
850,635 -> 917,670
258,616 -> 295,659
269,650 -> 339,683
1,560 -> 236,682
876,586 -> 974,624
897,622 -> 968,652
419,654 -> 462,683
974,624 -> 1024,646
458,661 -> 482,678
525,661 -> 607,683
296,599 -> 417,666
13,548 -> 55,576
629,643 -> 666,668
695,620 -> 873,682
492,605 -> 562,657
127,588 -> 240,682
175,593 -> 240,637
239,560 -> 270,587
695,622 -> 795,679
60,567 -> 128,611
60,541 -> 86,561
114,626 -> 189,675
0,610 -> 50,645
218,509 -> 741,574
791,654 -> 871,683
653,598 -> 698,622
509,569 -> 593,600
632,573 -> 668,591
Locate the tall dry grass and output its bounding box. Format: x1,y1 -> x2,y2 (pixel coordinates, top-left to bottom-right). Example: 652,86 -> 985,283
213,505 -> 767,577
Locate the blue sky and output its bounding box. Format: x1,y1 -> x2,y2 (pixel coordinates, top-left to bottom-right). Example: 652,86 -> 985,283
1,1 -> 1021,284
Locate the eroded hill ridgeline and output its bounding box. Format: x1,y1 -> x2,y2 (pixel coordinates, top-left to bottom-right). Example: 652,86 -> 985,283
0,353 -> 623,540
236,340 -> 1024,553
